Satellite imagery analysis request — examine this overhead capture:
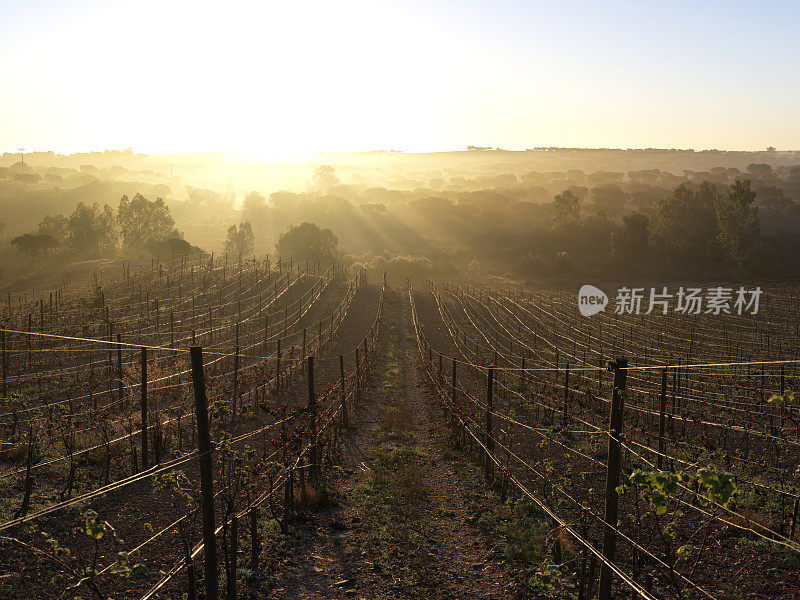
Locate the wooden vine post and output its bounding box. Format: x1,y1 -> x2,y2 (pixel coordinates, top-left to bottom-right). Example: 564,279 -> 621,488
355,348 -> 361,403
15,424 -> 35,518
233,322 -> 240,416
562,362 -> 570,428
308,356 -> 318,485
276,338 -> 282,391
485,366 -> 494,480
340,355 -> 347,426
140,346 -> 148,470
1,329 -> 6,399
262,311 -> 269,356
452,358 -> 458,433
657,367 -> 667,470
117,334 -> 124,405
250,506 -> 260,569
190,346 -> 218,600
452,359 -> 457,403
598,357 -> 627,600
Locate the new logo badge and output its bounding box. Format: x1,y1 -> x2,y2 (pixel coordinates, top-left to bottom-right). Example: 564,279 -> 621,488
578,285 -> 608,317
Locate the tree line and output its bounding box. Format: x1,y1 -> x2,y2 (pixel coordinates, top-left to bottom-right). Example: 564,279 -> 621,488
548,179 -> 763,276
224,220 -> 338,265
10,194 -> 197,261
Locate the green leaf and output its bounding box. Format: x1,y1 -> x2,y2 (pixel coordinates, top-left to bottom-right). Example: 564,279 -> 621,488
697,468 -> 738,507
661,523 -> 677,541
83,510 -> 106,540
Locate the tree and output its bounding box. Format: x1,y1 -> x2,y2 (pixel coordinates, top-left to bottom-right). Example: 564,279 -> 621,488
589,184 -> 628,217
588,171 -> 624,186
612,213 -> 650,262
627,169 -> 661,185
13,173 -> 41,185
117,194 -> 180,250
756,186 -> 788,212
715,179 -> 759,273
37,214 -> 70,246
746,163 -> 773,178
311,165 -> 340,191
629,185 -> 667,214
242,191 -> 267,216
186,187 -> 229,212
566,185 -> 589,201
147,237 -> 202,256
653,182 -> 721,268
276,222 -> 338,264
241,192 -> 268,235
225,222 -> 255,257
269,191 -> 300,210
11,233 -> 58,259
552,190 -> 581,230
67,202 -> 118,257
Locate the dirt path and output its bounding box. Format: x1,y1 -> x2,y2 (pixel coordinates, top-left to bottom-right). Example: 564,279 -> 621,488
263,289 -> 522,599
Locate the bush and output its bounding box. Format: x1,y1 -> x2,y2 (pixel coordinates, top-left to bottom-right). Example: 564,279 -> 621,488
145,237 -> 205,257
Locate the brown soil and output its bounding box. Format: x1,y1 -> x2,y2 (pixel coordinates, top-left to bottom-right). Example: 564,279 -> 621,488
263,288 -> 523,599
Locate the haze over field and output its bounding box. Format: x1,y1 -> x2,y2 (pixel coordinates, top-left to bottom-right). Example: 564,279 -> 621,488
3,145 -> 800,290
1,0 -> 799,291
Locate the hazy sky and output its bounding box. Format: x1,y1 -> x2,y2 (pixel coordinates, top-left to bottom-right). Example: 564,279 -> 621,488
1,0 -> 798,156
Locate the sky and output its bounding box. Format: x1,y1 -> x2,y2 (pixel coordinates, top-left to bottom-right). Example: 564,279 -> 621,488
1,0 -> 798,156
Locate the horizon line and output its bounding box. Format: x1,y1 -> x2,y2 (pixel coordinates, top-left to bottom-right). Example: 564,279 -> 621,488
2,146 -> 799,160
